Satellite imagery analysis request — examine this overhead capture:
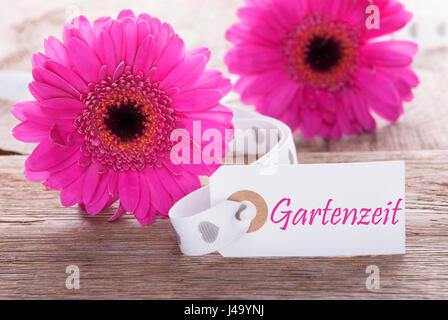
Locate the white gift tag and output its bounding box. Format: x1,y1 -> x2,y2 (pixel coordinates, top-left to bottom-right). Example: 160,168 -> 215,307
210,161 -> 405,257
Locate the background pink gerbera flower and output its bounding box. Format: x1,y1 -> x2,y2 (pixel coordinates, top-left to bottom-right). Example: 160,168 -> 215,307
225,0 -> 419,139
12,9 -> 233,225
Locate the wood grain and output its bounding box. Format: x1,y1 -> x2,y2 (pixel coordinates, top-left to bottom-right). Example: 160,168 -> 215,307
0,151 -> 447,299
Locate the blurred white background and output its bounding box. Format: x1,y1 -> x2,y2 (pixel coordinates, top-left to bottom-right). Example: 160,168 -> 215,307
394,0 -> 448,48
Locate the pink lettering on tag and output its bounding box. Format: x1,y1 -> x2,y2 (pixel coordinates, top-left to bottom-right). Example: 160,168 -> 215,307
270,198 -> 404,231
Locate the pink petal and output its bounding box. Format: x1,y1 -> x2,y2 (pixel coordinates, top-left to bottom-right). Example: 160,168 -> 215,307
28,139 -> 80,172
117,9 -> 136,21
85,188 -> 111,215
135,206 -> 157,226
44,60 -> 88,93
226,22 -> 283,46
32,67 -> 80,98
152,35 -> 185,81
369,99 -> 404,123
165,167 -> 201,198
329,125 -> 342,140
181,106 -> 233,130
66,37 -> 102,83
122,18 -> 138,66
108,202 -> 126,222
22,105 -> 73,126
13,121 -> 50,143
363,4 -> 412,39
45,162 -> 85,190
356,68 -> 401,107
49,123 -> 69,146
82,164 -> 102,204
377,65 -> 420,101
236,7 -> 266,26
134,174 -> 155,225
32,53 -> 50,68
265,0 -> 300,31
11,101 -> 38,121
144,168 -> 173,215
156,168 -> 186,205
160,54 -> 207,91
113,61 -> 125,81
189,70 -> 232,95
132,34 -> 155,74
225,45 -> 283,74
40,98 -> 82,119
148,16 -> 162,35
60,174 -> 84,207
240,69 -> 288,103
93,16 -> 112,36
45,138 -> 82,172
258,79 -> 297,119
137,20 -> 151,46
96,30 -> 117,76
107,171 -> 119,197
118,171 -> 140,212
337,103 -> 354,135
110,21 -> 124,63
172,89 -> 223,112
154,23 -> 172,58
362,41 -> 417,68
76,16 -> 96,49
44,36 -> 72,68
186,47 -> 210,61
84,171 -> 111,215
29,81 -> 74,101
40,97 -> 84,111
344,90 -> 376,132
277,89 -> 302,130
25,168 -> 48,182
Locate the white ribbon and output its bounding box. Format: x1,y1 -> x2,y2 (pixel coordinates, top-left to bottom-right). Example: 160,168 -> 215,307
169,106 -> 298,256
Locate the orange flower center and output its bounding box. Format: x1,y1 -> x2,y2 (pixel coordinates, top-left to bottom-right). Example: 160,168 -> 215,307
74,66 -> 178,172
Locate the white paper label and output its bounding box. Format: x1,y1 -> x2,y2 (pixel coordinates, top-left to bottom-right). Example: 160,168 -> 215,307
209,161 -> 406,257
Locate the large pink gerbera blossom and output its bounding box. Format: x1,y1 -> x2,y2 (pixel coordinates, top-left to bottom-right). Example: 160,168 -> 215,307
225,0 -> 419,139
12,10 -> 233,225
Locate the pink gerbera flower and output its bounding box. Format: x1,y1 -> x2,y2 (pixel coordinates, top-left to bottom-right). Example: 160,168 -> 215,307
12,9 -> 233,225
225,0 -> 419,139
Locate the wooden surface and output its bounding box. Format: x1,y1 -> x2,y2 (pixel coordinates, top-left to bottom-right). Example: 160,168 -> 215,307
0,151 -> 447,299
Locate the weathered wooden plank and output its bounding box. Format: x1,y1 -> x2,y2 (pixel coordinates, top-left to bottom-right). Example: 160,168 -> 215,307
0,151 -> 447,299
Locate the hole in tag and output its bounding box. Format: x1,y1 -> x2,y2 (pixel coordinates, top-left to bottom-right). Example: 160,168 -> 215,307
235,201 -> 257,222
228,190 -> 268,233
